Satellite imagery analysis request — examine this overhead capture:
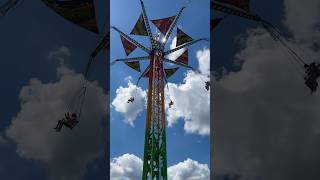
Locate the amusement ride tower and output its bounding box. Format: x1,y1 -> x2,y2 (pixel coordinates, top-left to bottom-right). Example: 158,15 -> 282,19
112,0 -> 206,179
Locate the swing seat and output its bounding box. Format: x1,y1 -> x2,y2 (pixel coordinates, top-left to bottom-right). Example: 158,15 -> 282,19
64,120 -> 79,129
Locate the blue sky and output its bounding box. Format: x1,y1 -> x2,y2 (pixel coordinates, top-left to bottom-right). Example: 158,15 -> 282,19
110,0 -> 210,171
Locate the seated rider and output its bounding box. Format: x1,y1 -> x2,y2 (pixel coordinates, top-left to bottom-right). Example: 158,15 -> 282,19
127,97 -> 134,103
169,100 -> 174,108
304,62 -> 320,93
54,112 -> 78,132
304,62 -> 320,76
305,76 -> 318,93
205,81 -> 210,91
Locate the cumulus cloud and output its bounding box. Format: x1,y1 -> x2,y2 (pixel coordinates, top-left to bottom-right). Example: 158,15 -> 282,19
5,47 -> 108,180
110,154 -> 143,180
213,0 -> 320,179
166,48 -> 210,135
48,46 -> 71,65
168,158 -> 210,180
111,78 -> 147,126
166,71 -> 210,135
284,0 -> 320,42
166,37 -> 187,60
197,48 -> 210,75
110,154 -> 209,180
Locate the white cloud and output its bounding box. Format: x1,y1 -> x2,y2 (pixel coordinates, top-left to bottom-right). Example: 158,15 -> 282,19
166,37 -> 186,60
168,158 -> 210,180
284,0 -> 320,41
110,154 -> 210,180
48,46 -> 71,65
166,71 -> 210,135
5,47 -> 107,180
166,48 -> 210,135
111,78 -> 147,126
213,1 -> 320,177
110,154 -> 143,180
197,48 -> 210,75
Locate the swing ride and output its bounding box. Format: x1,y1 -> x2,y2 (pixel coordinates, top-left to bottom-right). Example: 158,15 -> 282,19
211,0 -> 320,94
111,0 -> 208,179
35,0 -> 109,131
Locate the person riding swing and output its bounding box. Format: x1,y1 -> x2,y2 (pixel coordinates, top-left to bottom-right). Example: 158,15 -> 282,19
127,97 -> 135,103
304,62 -> 320,93
205,81 -> 210,91
169,100 -> 174,108
54,112 -> 79,132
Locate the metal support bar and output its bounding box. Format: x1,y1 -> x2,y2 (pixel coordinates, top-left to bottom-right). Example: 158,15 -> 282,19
160,6 -> 186,49
0,0 -> 24,16
112,26 -> 151,54
142,52 -> 167,179
211,2 -> 262,22
164,38 -> 206,55
91,32 -> 109,58
139,0 -> 157,49
138,65 -> 151,83
111,56 -> 150,65
85,32 -> 110,79
84,57 -> 94,79
260,20 -> 306,66
163,58 -> 194,70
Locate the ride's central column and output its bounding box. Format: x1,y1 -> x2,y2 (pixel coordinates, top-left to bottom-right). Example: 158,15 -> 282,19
142,50 -> 167,180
